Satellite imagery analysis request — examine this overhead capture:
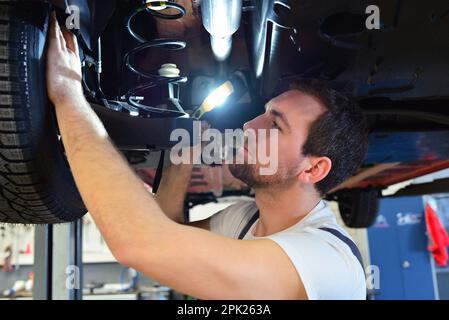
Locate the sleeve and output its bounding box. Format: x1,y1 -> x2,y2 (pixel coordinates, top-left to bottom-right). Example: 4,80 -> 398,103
209,208 -> 228,236
210,200 -> 256,239
266,230 -> 366,300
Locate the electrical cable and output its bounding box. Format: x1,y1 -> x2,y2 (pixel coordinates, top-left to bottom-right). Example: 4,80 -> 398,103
152,150 -> 165,194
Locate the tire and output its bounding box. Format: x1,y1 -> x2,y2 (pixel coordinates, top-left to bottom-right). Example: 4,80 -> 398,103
338,189 -> 380,228
0,2 -> 86,224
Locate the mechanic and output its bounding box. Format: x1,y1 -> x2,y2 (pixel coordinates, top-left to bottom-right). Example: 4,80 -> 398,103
46,13 -> 369,300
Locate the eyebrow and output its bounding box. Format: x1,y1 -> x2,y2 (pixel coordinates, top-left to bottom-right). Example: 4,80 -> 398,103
266,104 -> 291,130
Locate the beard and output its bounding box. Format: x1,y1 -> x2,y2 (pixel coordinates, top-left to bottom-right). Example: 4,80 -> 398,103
228,162 -> 300,189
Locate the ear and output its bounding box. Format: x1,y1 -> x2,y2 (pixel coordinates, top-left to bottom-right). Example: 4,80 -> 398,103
298,156 -> 332,186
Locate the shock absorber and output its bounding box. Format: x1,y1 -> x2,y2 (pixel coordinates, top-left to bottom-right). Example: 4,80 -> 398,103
122,0 -> 188,117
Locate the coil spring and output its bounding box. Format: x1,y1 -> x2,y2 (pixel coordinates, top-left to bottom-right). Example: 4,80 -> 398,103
123,0 -> 188,117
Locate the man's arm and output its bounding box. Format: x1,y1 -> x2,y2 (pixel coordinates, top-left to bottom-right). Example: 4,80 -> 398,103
152,150 -> 212,229
154,163 -> 193,224
47,14 -> 306,299
154,136 -> 212,229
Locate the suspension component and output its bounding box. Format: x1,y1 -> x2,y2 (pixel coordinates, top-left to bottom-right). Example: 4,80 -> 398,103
122,0 -> 188,117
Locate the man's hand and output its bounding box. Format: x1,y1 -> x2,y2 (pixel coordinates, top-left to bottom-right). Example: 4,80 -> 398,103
46,12 -> 83,106
155,121 -> 210,224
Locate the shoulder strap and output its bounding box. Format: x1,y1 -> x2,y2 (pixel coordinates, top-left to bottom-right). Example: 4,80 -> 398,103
238,210 -> 260,240
319,227 -> 364,270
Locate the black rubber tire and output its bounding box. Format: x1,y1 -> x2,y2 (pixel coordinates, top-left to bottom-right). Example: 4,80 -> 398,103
0,2 -> 86,224
338,189 -> 380,228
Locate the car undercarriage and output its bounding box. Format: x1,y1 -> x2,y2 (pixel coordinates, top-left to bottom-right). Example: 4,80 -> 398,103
0,0 -> 447,226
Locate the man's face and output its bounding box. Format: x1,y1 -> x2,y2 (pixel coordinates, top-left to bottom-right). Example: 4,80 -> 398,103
228,90 -> 325,188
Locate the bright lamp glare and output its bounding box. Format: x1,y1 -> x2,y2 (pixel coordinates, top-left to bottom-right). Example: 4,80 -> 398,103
203,81 -> 234,112
211,36 -> 232,62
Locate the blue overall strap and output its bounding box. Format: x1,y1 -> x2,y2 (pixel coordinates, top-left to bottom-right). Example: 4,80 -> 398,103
238,211 -> 260,240
319,227 -> 364,270
238,212 -> 365,271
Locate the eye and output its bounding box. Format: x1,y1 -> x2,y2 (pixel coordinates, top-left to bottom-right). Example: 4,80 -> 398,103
272,121 -> 280,130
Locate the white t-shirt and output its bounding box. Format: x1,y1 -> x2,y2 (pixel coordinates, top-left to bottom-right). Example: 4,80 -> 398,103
210,199 -> 367,300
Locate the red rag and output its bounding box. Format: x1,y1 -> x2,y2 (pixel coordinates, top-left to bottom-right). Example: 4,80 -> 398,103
425,203 -> 449,267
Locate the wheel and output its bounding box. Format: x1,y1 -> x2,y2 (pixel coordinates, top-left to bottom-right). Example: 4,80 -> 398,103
0,2 -> 86,224
338,189 -> 380,228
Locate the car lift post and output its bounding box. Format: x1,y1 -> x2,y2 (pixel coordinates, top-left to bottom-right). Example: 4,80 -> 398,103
33,220 -> 83,300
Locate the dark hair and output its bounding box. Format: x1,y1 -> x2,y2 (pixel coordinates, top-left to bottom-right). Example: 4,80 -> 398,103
289,80 -> 369,196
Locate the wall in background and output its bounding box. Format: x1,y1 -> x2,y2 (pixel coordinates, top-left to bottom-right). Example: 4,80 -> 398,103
367,196 -> 437,300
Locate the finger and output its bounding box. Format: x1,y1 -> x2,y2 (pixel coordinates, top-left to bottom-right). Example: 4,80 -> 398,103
51,12 -> 66,49
48,12 -> 61,50
61,27 -> 80,57
59,29 -> 67,50
201,121 -> 210,131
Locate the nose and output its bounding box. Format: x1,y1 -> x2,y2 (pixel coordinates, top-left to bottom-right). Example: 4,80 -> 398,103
243,114 -> 263,131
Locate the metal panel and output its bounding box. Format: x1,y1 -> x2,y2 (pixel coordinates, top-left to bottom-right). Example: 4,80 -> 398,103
366,131 -> 449,164
52,223 -> 71,300
52,221 -> 83,300
33,225 -> 53,300
33,221 -> 83,300
91,103 -> 196,150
